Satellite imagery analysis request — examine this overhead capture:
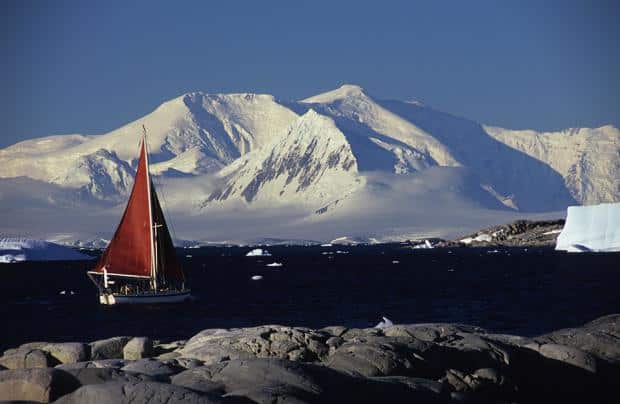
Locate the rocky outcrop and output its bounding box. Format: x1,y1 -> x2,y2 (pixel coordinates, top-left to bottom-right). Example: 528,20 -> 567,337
438,219 -> 566,248
0,315 -> 618,403
90,336 -> 131,360
0,368 -> 80,402
43,343 -> 90,365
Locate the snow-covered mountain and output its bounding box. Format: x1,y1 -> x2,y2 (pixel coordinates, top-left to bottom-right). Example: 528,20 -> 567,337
204,109 -> 363,209
1,84 -> 618,243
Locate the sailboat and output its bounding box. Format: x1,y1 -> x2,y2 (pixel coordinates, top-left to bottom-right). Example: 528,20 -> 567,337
87,126 -> 191,305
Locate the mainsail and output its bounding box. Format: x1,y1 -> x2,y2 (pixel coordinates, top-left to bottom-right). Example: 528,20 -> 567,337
90,134 -> 182,284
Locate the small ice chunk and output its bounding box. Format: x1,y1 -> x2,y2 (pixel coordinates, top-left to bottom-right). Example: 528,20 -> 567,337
266,262 -> 283,267
392,260 -> 400,264
251,275 -> 263,280
375,316 -> 394,329
246,248 -> 272,257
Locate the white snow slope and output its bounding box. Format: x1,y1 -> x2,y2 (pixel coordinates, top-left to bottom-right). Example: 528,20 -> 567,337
0,84 -> 618,244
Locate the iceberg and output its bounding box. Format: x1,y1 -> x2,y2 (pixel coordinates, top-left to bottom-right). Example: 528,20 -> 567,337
246,248 -> 272,257
0,238 -> 94,263
555,203 -> 620,252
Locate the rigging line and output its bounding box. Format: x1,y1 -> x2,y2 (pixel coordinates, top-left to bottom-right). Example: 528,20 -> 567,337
155,170 -> 180,247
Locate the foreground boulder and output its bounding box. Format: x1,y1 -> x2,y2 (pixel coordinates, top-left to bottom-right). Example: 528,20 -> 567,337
90,336 -> 131,360
535,314 -> 620,363
0,368 -> 80,402
53,381 -> 225,404
43,343 -> 90,364
64,366 -> 156,386
123,337 -> 153,360
180,325 -> 330,364
172,358 -> 446,403
1,314 -> 618,403
0,349 -> 57,369
121,358 -> 184,381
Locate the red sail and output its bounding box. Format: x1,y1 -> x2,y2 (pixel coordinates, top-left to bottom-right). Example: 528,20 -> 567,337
92,140 -> 153,278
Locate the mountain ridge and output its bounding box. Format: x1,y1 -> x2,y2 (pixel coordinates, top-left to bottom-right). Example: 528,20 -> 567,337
0,84 -> 618,243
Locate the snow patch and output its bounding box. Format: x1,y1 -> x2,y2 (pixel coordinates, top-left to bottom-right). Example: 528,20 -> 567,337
460,234 -> 493,244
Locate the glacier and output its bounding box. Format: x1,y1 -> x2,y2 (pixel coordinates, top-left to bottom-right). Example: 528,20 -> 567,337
0,238 -> 94,263
555,203 -> 620,252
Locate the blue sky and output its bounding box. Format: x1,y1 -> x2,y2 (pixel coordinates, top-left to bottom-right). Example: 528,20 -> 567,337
2,0 -> 618,147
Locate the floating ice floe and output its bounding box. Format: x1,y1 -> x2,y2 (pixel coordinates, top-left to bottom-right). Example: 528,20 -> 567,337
0,238 -> 93,263
251,275 -> 263,280
320,243 -> 333,247
266,262 -> 283,267
392,260 -> 400,264
412,240 -> 434,249
375,316 -> 394,329
246,248 -> 272,257
555,203 -> 620,252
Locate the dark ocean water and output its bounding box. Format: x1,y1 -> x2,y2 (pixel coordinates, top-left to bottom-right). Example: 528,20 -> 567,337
1,245 -> 619,351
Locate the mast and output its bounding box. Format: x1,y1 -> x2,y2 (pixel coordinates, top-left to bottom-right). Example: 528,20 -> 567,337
143,125 -> 157,291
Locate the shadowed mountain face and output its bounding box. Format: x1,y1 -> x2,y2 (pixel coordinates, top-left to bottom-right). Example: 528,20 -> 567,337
377,100 -> 578,211
0,84 -> 617,243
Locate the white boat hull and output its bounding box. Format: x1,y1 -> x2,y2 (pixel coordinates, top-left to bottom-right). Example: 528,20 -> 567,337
99,290 -> 192,305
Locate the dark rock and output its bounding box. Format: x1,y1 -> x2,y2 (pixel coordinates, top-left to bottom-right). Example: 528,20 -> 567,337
174,358 -> 444,404
320,326 -> 348,337
121,358 -> 184,381
370,375 -> 447,395
525,343 -> 597,373
326,336 -> 432,377
383,323 -> 487,342
55,359 -> 128,371
423,333 -> 511,372
340,328 -> 382,340
63,367 -> 155,386
181,325 -> 329,364
157,351 -> 182,360
535,314 -> 620,363
171,367 -> 228,395
90,337 -> 131,360
175,357 -> 204,369
52,381 -> 225,404
0,368 -> 80,403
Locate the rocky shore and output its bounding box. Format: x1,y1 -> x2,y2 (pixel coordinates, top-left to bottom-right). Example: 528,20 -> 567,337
1,315 -> 618,403
435,219 -> 566,248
